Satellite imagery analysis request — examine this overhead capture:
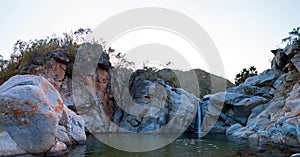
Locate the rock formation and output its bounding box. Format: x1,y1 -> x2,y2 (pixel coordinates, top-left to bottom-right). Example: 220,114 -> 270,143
200,43 -> 300,147
70,44 -> 199,133
0,75 -> 86,156
2,37 -> 299,156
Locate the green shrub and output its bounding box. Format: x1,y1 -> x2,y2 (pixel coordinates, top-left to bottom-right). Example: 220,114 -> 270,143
234,66 -> 258,85
0,28 -> 91,84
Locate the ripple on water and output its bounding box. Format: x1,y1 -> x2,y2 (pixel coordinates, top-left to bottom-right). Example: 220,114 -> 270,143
66,133 -> 300,157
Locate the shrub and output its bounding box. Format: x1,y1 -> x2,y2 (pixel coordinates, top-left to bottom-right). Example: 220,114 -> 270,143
0,28 -> 91,85
282,27 -> 300,46
234,66 -> 258,85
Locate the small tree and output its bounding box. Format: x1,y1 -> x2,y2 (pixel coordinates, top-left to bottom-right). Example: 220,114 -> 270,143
282,27 -> 300,46
0,55 -> 8,72
234,66 -> 258,85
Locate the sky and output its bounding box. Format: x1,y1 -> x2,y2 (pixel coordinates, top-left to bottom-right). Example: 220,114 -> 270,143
0,0 -> 300,81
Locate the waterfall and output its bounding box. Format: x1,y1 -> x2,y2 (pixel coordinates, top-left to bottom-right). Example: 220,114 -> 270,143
197,101 -> 201,133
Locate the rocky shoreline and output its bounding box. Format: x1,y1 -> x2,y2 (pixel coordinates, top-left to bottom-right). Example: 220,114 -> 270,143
201,43 -> 300,147
0,42 -> 300,156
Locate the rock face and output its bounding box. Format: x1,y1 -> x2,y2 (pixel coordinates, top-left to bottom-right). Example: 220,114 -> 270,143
200,43 -> 300,147
0,75 -> 86,156
73,66 -> 199,133
67,44 -> 199,133
115,76 -> 199,133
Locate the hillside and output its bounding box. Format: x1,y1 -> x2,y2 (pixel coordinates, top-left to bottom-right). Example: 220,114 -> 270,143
157,69 -> 234,98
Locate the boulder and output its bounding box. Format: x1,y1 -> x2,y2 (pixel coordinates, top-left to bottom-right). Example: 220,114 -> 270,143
48,51 -> 70,64
271,50 -> 288,70
227,84 -> 275,99
291,54 -> 300,73
0,131 -> 27,156
244,69 -> 280,87
226,123 -> 242,136
0,75 -> 86,155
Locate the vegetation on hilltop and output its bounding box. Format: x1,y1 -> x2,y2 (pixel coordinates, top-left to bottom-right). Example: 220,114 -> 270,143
234,66 -> 258,85
282,27 -> 300,47
0,28 -> 92,84
130,66 -> 234,98
0,28 -> 234,98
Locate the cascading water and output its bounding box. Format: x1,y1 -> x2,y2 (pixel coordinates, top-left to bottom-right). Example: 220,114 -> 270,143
197,101 -> 201,133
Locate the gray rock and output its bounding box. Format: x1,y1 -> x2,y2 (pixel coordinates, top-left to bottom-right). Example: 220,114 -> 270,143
110,70 -> 198,133
227,84 -> 274,99
257,130 -> 268,136
286,70 -> 299,82
226,123 -> 242,136
62,109 -> 86,144
98,52 -> 111,70
271,74 -> 285,89
232,127 -> 255,139
0,75 -> 86,154
0,75 -> 61,153
248,133 -> 259,141
49,141 -> 67,153
232,96 -> 268,120
281,122 -> 298,147
291,153 -> 300,157
57,125 -> 71,144
272,50 -> 288,70
291,54 -> 300,72
48,51 -> 70,64
138,118 -> 158,132
0,131 -> 27,156
284,44 -> 298,58
209,120 -> 228,133
244,69 -> 280,87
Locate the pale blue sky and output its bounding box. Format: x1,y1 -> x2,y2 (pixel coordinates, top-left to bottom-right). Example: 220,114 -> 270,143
0,0 -> 299,81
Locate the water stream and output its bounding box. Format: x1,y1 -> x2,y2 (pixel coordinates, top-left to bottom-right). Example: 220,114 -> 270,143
197,101 -> 201,134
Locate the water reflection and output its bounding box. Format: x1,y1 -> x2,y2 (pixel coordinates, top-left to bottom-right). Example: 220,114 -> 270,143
66,133 -> 300,157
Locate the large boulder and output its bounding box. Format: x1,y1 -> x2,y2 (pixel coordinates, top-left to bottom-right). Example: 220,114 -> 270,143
244,69 -> 281,87
113,73 -> 199,133
0,131 -> 27,156
0,75 -> 86,155
201,91 -> 268,131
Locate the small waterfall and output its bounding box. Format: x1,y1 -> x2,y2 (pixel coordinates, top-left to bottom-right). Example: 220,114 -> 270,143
197,101 -> 201,133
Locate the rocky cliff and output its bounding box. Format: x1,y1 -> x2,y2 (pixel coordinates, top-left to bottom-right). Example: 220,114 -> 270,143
201,43 -> 300,147
0,43 -> 205,155
2,34 -> 299,156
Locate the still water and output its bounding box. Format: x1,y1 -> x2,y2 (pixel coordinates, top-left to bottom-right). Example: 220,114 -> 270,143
65,133 -> 300,157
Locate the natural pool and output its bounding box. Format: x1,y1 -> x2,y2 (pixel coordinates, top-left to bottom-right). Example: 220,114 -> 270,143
65,133 -> 300,157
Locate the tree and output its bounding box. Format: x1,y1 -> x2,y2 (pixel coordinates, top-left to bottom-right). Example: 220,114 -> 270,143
74,28 -> 92,44
13,40 -> 28,58
234,66 -> 258,85
282,27 -> 300,46
0,55 -> 7,71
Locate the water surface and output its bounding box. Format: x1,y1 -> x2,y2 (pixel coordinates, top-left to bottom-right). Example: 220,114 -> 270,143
66,133 -> 300,157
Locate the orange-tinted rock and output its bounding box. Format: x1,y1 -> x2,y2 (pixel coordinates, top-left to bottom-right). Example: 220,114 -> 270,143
0,75 -> 86,155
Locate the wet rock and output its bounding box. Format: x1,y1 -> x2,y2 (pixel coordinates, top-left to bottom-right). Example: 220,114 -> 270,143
226,123 -> 242,136
49,141 -> 67,153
